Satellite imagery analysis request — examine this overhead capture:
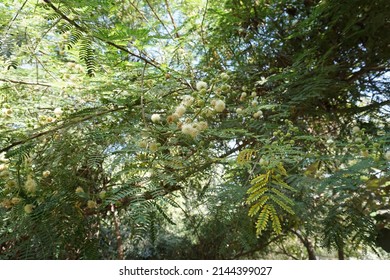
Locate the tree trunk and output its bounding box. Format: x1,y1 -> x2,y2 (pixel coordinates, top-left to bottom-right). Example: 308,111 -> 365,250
338,248 -> 345,260
111,204 -> 124,260
291,230 -> 317,260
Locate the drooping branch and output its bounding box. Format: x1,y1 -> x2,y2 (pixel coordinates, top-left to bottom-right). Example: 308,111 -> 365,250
0,106 -> 127,154
350,100 -> 390,114
164,0 -> 180,38
345,65 -> 388,83
231,234 -> 284,259
42,0 -> 160,69
0,78 -> 51,87
4,0 -> 29,35
144,0 -> 175,40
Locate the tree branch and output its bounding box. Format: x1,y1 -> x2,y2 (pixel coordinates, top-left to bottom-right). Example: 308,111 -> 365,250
0,106 -> 126,154
5,0 -> 28,35
144,0 -> 175,40
350,100 -> 390,114
111,204 -> 124,260
346,65 -> 388,82
42,0 -> 160,69
290,229 -> 317,260
0,78 -> 51,87
164,0 -> 180,38
231,234 -> 284,259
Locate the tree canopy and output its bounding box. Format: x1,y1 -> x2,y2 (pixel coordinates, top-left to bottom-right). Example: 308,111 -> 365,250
0,0 -> 389,260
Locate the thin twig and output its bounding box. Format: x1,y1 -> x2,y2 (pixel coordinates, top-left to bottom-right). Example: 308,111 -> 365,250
144,0 -> 175,40
164,0 -> 179,38
5,0 -> 29,35
199,0 -> 209,47
140,62 -> 148,126
128,1 -> 149,23
32,17 -> 62,52
231,234 -> 284,259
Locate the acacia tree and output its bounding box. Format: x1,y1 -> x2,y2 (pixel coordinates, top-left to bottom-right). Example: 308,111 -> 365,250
0,0 -> 389,259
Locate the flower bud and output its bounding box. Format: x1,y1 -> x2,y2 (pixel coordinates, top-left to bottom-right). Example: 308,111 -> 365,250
87,200 -> 97,209
42,170 -> 51,178
24,204 -> 34,214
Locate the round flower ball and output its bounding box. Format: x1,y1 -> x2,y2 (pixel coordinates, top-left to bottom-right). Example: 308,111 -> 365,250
214,100 -> 226,112
326,139 -> 334,145
221,84 -> 231,92
0,164 -> 8,172
352,126 -> 360,134
355,137 -> 363,143
220,72 -> 229,80
75,187 -> 84,193
151,114 -> 161,123
196,81 -> 208,91
53,107 -> 63,117
24,175 -> 37,193
175,105 -> 186,117
87,200 -> 97,209
99,191 -> 106,199
253,110 -> 263,119
182,95 -> 195,107
385,151 -> 390,161
181,123 -> 199,138
149,142 -> 158,152
11,197 -> 22,205
24,204 -> 34,214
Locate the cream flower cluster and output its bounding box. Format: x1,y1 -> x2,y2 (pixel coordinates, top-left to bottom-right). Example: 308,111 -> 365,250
151,114 -> 161,123
54,107 -> 63,117
76,187 -> 84,193
352,126 -> 360,134
149,141 -> 158,152
182,95 -> 195,107
167,94 -> 195,122
0,163 -> 8,172
0,152 -> 9,163
196,81 -> 208,91
11,197 -> 21,205
181,121 -> 208,138
220,73 -> 229,81
24,204 -> 34,214
253,110 -> 263,119
1,107 -> 12,117
87,200 -> 97,209
175,104 -> 186,117
24,175 -> 37,193
214,99 -> 225,112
